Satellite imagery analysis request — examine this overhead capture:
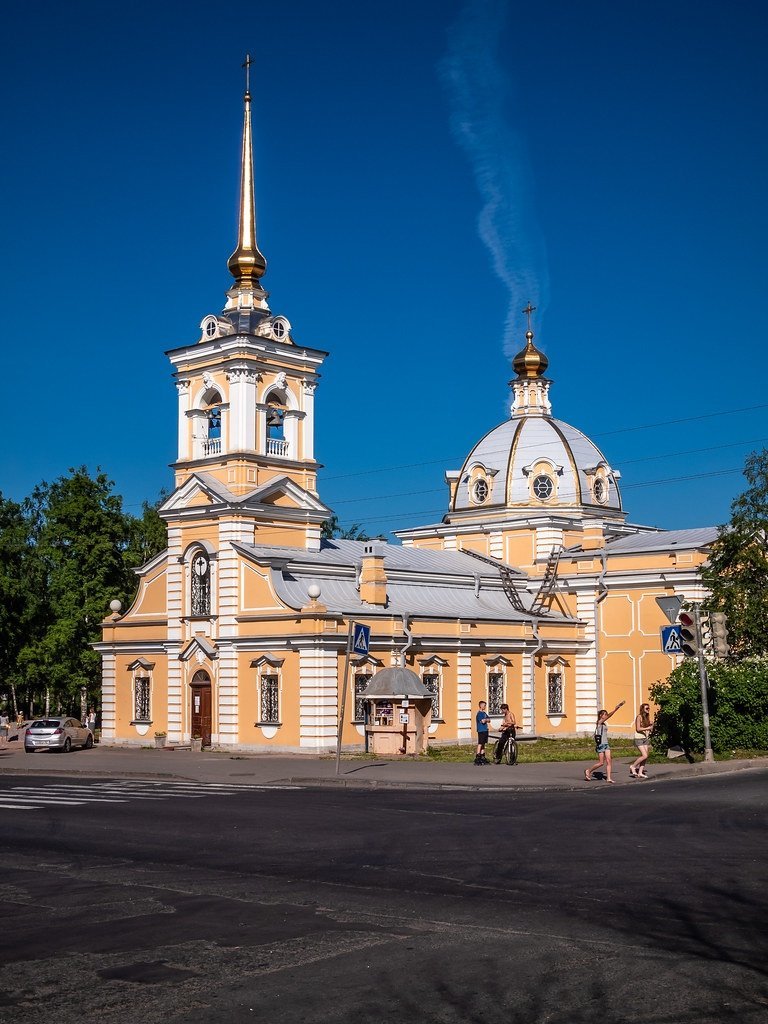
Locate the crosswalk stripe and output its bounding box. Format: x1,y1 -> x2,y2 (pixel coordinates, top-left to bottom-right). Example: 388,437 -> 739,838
0,780 -> 303,810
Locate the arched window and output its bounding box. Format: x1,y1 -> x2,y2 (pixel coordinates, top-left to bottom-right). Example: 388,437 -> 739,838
203,391 -> 222,456
266,394 -> 288,456
190,550 -> 211,616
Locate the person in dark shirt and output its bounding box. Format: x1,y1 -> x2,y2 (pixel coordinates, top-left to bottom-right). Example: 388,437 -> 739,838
474,701 -> 491,765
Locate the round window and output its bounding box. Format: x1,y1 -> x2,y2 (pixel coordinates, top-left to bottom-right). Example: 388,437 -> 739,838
272,318 -> 287,340
473,479 -> 489,504
204,318 -> 217,338
593,478 -> 606,504
533,475 -> 554,500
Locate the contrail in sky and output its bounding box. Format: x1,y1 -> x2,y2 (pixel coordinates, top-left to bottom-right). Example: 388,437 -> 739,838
440,0 -> 549,356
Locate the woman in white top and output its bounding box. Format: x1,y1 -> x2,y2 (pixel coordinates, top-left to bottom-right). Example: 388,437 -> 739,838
629,703 -> 653,779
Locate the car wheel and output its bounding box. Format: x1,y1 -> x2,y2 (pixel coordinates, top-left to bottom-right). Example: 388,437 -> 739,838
62,737 -> 72,753
25,747 -> 35,754
84,734 -> 94,749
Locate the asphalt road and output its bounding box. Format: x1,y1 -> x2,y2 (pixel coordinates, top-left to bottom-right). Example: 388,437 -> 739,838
1,770 -> 766,1024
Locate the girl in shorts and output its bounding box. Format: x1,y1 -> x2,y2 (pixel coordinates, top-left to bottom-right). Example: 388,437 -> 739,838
629,703 -> 653,779
585,701 -> 625,783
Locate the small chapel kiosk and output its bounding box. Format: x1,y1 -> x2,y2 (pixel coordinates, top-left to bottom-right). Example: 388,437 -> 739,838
360,667 -> 433,757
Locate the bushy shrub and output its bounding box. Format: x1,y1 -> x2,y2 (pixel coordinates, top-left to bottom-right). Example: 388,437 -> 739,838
650,657 -> 768,753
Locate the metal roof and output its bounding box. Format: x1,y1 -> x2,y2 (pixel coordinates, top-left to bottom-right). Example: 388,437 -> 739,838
243,538 -> 525,578
360,667 -> 432,699
604,527 -> 718,554
270,573 -> 544,621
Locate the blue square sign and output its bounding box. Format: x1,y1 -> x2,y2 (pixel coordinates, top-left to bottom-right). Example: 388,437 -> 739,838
352,623 -> 371,655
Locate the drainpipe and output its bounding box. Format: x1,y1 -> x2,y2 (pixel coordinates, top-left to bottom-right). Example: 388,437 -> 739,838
594,549 -> 608,714
398,613 -> 413,667
528,617 -> 545,735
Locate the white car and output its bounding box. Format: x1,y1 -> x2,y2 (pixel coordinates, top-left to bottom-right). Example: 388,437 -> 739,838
25,717 -> 94,753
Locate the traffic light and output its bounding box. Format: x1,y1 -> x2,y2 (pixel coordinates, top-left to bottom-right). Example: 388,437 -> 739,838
709,612 -> 729,660
678,611 -> 699,658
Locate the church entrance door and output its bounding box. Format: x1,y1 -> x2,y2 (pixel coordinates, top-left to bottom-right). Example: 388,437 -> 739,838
190,671 -> 212,747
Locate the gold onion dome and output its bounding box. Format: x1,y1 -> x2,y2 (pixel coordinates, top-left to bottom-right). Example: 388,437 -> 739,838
512,330 -> 549,379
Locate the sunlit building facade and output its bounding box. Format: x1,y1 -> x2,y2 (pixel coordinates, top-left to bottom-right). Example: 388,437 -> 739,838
97,85 -> 715,751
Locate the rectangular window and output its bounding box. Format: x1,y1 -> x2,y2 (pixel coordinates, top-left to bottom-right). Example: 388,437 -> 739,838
422,673 -> 441,720
353,675 -> 371,722
260,675 -> 280,724
134,678 -> 151,722
547,672 -> 564,715
487,673 -> 504,715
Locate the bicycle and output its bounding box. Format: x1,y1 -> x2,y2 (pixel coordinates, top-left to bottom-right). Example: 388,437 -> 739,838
491,729 -> 518,766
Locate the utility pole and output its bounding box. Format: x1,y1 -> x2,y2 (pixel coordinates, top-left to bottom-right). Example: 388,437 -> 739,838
693,606 -> 714,763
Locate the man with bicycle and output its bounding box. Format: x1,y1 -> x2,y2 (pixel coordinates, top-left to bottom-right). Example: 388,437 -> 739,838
493,704 -> 517,764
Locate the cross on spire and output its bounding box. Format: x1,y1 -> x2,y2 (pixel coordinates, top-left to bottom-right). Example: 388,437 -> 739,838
523,303 -> 536,331
242,53 -> 252,96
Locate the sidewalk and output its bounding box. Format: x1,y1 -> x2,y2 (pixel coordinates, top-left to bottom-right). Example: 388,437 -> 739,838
0,739 -> 764,791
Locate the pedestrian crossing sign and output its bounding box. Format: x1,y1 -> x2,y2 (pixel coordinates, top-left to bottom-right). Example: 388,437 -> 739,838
661,624 -> 683,654
352,622 -> 371,655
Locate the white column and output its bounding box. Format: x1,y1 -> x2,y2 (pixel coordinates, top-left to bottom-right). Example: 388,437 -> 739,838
100,654 -> 116,741
520,648 -> 534,733
489,531 -> 503,560
226,368 -> 259,451
575,590 -> 599,733
217,521 -> 246,638
166,646 -> 183,743
536,527 -> 563,562
217,643 -> 239,746
166,525 -> 184,743
299,645 -> 339,750
456,650 -> 473,740
176,380 -> 191,461
302,380 -> 317,461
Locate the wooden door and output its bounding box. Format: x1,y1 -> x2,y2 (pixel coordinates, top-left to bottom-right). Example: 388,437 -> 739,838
190,672 -> 212,746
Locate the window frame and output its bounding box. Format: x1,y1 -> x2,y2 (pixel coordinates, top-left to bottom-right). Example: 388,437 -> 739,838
421,672 -> 442,721
258,672 -> 281,726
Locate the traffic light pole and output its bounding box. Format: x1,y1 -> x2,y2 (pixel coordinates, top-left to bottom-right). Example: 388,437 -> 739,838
693,606 -> 714,762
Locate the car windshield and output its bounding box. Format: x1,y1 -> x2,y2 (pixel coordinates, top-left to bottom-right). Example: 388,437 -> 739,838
29,720 -> 62,730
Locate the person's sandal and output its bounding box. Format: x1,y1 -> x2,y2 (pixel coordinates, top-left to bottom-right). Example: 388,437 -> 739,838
584,770 -> 593,781
629,766 -> 638,778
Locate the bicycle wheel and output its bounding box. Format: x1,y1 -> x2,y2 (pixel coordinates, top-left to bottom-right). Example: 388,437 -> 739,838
504,736 -> 518,766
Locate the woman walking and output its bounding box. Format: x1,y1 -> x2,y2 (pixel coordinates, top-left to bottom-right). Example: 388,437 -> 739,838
585,701 -> 625,783
629,703 -> 653,779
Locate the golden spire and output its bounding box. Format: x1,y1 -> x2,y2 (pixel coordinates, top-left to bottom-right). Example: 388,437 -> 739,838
227,54 -> 267,285
511,303 -> 549,379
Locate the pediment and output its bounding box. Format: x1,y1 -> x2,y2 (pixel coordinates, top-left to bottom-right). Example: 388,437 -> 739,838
244,476 -> 331,515
159,474 -> 232,514
179,635 -> 218,662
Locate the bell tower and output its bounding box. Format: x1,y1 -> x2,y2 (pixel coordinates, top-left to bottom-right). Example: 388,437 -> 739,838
167,57 -> 328,502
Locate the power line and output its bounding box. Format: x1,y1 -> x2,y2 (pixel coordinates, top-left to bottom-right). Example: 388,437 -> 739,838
319,402 -> 768,483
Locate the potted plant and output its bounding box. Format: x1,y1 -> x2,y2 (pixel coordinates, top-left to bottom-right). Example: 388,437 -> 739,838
191,733 -> 203,752
154,731 -> 167,749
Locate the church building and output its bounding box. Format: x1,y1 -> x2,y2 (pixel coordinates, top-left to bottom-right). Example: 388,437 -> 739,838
97,79 -> 716,751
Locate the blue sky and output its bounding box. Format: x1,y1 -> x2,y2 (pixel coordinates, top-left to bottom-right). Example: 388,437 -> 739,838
1,0 -> 766,536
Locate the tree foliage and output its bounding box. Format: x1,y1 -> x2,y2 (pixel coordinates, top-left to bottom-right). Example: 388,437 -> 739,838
703,449 -> 768,658
0,469 -> 169,718
321,515 -> 370,541
651,657 -> 768,753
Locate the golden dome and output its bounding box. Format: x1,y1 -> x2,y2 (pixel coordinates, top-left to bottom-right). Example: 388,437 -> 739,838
512,330 -> 549,379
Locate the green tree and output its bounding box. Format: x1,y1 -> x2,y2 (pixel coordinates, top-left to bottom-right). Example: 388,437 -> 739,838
321,515 -> 370,541
651,657 -> 768,754
703,449 -> 768,658
0,494 -> 40,714
124,496 -> 168,571
18,467 -> 135,715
